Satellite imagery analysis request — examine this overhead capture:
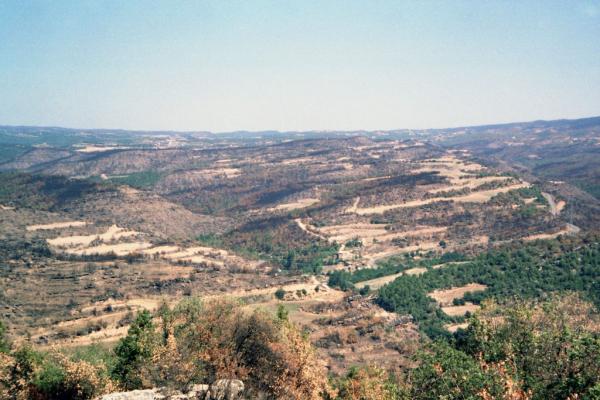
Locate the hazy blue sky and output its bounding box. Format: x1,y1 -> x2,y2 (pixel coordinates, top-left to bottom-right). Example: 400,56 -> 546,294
1,1 -> 599,131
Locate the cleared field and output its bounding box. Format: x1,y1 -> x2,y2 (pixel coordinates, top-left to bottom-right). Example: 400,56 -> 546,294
428,283 -> 487,306
69,241 -> 153,256
270,197 -> 319,211
161,245 -> 258,268
27,221 -> 87,231
47,224 -> 139,248
431,261 -> 470,269
192,167 -> 241,178
441,302 -> 480,316
75,145 -> 125,153
354,272 -> 404,290
428,176 -> 510,194
318,223 -> 446,244
280,156 -> 317,165
542,192 -> 566,216
523,223 -> 580,241
444,322 -> 469,333
141,245 -> 180,255
346,197 -> 360,214
354,267 -> 427,290
362,241 -> 442,267
351,182 -> 530,215
1,204 -> 15,210
294,218 -> 327,240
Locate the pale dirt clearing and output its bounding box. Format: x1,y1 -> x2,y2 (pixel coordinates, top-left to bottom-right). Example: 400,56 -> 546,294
361,176 -> 391,182
345,197 -> 361,214
68,241 -> 153,256
441,302 -> 480,316
141,245 -> 181,255
428,283 -> 487,306
280,156 -> 317,165
428,176 -> 511,194
27,221 -> 87,231
542,192 -> 566,216
176,255 -> 224,266
193,167 -> 241,178
404,267 -> 428,275
270,198 -> 320,211
377,227 -> 447,243
294,218 -> 327,240
354,272 -> 404,290
363,241 -> 442,267
351,182 -> 530,215
445,322 -> 469,333
47,225 -> 139,248
0,204 -> 15,210
75,145 -> 125,153
523,223 -> 580,241
354,267 -> 427,290
160,245 -> 258,268
431,261 -> 471,269
319,223 -> 446,246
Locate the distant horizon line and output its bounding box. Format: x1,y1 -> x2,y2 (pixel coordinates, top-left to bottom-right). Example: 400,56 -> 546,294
1,114 -> 599,135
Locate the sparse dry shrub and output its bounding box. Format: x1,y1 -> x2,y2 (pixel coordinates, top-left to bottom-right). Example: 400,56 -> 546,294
152,297 -> 333,399
50,352 -> 116,399
0,347 -> 114,400
0,352 -> 16,399
144,326 -> 201,391
336,365 -> 407,400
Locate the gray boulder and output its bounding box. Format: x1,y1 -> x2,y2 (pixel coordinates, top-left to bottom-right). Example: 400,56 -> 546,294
98,388 -> 166,400
207,379 -> 244,400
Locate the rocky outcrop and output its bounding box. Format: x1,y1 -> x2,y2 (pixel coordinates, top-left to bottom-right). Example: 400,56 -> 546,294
97,380 -> 244,400
206,380 -> 244,400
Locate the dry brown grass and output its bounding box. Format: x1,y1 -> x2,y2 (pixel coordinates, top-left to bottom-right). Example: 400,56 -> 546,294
27,221 -> 87,231
270,198 -> 320,211
441,302 -> 480,316
351,182 -> 530,215
523,223 -> 579,241
47,224 -> 139,248
428,283 -> 487,306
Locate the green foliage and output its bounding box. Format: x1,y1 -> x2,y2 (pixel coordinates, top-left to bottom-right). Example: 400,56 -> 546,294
276,304 -> 289,321
327,253 -> 468,292
0,320 -> 9,353
333,365 -> 409,400
109,170 -> 163,189
344,237 -> 362,248
327,271 -> 354,291
221,218 -> 339,274
196,233 -> 224,248
452,297 -> 600,399
1,345 -> 111,400
575,181 -> 600,200
378,238 -> 600,337
0,143 -> 29,163
359,285 -> 370,296
111,310 -> 156,390
274,288 -> 286,300
410,341 -> 505,399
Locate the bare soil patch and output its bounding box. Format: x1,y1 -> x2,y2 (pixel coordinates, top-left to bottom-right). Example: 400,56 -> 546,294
428,283 -> 487,306
441,302 -> 480,316
27,221 -> 87,231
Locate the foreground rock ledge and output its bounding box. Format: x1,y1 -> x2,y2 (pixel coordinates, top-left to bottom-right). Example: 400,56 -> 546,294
98,379 -> 244,400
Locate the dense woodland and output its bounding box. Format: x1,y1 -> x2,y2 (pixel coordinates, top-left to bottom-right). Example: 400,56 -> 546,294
328,236 -> 600,338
